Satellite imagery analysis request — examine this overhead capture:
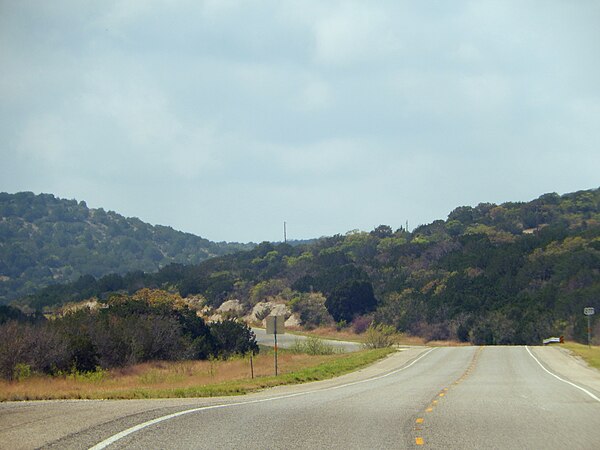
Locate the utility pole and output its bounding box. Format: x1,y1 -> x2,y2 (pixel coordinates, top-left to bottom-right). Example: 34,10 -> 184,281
284,221 -> 287,244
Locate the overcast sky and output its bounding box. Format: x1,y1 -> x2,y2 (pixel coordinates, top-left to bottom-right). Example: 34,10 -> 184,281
1,1 -> 599,242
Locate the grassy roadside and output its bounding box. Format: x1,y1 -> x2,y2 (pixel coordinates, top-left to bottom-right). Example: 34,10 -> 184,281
285,328 -> 468,347
284,327 -> 365,343
0,347 -> 395,401
562,342 -> 600,370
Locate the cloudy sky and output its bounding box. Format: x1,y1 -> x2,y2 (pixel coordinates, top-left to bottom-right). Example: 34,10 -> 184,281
1,1 -> 599,242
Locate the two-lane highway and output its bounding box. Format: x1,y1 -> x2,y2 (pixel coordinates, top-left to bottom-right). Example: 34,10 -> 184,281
1,346 -> 599,449
414,346 -> 600,449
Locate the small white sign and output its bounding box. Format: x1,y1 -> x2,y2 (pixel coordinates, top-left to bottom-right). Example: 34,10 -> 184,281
584,307 -> 595,316
266,315 -> 285,334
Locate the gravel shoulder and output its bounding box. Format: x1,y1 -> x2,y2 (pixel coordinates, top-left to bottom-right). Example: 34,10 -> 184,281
530,345 -> 600,394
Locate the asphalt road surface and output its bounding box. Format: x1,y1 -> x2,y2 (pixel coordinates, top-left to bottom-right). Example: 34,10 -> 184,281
1,346 -> 600,449
252,328 -> 363,352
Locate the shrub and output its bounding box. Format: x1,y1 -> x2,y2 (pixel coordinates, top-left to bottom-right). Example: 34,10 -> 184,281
209,320 -> 259,358
352,315 -> 373,334
363,323 -> 395,349
335,320 -> 347,331
13,363 -> 31,381
290,336 -> 336,355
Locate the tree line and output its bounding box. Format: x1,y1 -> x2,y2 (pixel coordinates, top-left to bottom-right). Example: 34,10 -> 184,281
9,188 -> 600,347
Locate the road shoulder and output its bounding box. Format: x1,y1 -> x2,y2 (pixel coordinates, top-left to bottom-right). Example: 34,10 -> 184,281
0,346 -> 431,449
530,346 -> 600,395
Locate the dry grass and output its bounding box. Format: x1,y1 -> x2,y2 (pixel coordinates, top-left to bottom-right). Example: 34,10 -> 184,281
286,326 -> 365,342
562,341 -> 600,370
425,340 -> 472,347
0,348 -> 394,401
287,327 -> 468,347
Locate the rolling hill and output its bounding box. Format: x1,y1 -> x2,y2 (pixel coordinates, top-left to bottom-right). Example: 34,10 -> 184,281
0,192 -> 254,303
7,188 -> 600,345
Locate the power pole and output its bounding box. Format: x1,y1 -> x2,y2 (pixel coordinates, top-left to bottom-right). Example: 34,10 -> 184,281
284,221 -> 287,243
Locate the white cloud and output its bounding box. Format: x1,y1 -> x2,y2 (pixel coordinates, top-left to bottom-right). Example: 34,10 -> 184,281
313,3 -> 400,66
298,79 -> 332,111
79,65 -> 222,179
459,74 -> 512,112
17,115 -> 69,165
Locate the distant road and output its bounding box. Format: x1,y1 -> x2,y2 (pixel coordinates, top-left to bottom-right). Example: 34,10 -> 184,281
1,346 -> 600,449
252,327 -> 363,352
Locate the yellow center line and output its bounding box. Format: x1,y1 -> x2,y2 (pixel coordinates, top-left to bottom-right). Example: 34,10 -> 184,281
412,347 -> 484,446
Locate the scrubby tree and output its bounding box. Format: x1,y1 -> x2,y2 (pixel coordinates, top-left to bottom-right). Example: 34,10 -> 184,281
325,280 -> 378,323
210,320 -> 258,357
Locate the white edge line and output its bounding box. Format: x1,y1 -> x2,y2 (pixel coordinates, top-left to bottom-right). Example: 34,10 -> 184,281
89,347 -> 437,449
525,346 -> 600,402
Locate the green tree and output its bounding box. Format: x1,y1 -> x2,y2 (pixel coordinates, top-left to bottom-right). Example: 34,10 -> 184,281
325,280 -> 377,323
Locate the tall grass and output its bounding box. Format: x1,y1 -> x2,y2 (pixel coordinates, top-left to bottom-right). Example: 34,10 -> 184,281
0,348 -> 395,401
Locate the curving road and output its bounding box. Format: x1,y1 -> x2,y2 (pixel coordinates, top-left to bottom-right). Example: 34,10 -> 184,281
1,346 -> 600,449
252,328 -> 363,352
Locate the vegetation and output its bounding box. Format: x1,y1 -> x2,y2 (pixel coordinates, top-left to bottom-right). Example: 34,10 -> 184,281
363,324 -> 396,349
0,290 -> 257,380
289,336 -> 338,355
0,192 -> 254,303
0,347 -> 395,401
7,188 -> 600,346
562,342 -> 600,370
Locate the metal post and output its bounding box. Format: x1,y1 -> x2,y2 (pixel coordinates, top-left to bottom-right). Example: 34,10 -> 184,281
250,354 -> 254,379
588,315 -> 592,348
274,316 -> 278,376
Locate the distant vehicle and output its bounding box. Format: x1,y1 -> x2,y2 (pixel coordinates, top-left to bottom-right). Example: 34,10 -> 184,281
542,336 -> 564,345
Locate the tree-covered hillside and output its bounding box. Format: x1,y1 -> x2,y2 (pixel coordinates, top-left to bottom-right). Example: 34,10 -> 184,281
15,188 -> 600,345
0,192 -> 254,303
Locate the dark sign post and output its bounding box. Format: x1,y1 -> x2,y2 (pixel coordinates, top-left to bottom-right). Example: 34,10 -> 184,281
584,307 -> 595,348
266,315 -> 285,376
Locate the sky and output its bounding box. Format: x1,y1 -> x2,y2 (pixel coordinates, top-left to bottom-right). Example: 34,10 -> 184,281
1,1 -> 599,243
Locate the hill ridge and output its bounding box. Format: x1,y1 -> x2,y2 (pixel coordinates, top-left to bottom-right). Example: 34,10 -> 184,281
0,191 -> 254,302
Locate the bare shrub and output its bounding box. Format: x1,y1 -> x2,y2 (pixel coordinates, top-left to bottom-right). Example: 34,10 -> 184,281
363,323 -> 395,349
352,315 -> 373,334
290,336 -> 336,355
0,321 -> 33,380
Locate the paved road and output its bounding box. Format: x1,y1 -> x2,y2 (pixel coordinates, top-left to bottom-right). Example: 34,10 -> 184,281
252,328 -> 363,352
1,346 -> 600,449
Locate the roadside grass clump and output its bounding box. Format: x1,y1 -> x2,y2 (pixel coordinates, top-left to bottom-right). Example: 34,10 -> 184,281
0,347 -> 395,401
562,342 -> 600,370
61,367 -> 109,383
362,323 -> 396,349
12,363 -> 32,382
289,336 -> 338,355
